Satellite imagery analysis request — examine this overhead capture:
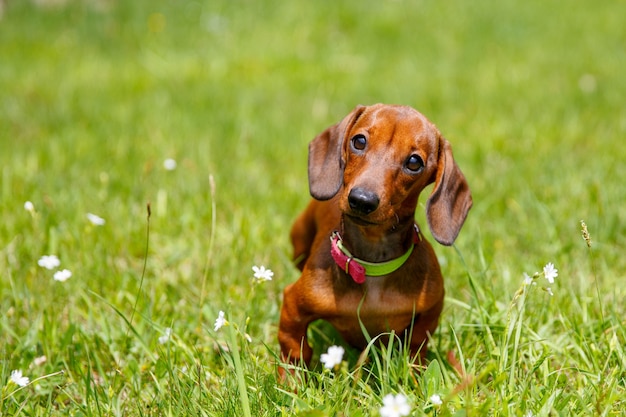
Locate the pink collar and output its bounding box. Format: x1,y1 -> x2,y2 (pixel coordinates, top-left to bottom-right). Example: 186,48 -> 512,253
330,225 -> 421,284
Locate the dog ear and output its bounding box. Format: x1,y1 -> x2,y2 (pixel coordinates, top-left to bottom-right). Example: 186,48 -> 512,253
308,106 -> 366,200
426,137 -> 472,246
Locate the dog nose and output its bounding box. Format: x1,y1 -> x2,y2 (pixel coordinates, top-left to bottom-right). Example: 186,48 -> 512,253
348,188 -> 380,215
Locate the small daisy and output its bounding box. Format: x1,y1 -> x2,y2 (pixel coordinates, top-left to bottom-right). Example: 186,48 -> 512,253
53,269 -> 72,282
429,393 -> 443,406
33,356 -> 47,366
38,255 -> 60,270
319,345 -> 344,369
543,262 -> 558,284
10,370 -> 29,387
214,311 -> 226,331
522,272 -> 534,286
24,201 -> 35,212
163,158 -> 177,171
252,265 -> 273,282
380,393 -> 411,417
159,327 -> 172,344
87,213 -> 106,226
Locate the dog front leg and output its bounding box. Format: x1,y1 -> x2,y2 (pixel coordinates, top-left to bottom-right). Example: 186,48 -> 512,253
408,296 -> 444,365
278,282 -> 314,374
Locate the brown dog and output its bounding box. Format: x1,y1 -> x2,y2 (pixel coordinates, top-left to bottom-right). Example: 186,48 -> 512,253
278,104 -> 472,374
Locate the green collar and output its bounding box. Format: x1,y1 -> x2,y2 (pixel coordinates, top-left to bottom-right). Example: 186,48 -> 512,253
330,225 -> 420,284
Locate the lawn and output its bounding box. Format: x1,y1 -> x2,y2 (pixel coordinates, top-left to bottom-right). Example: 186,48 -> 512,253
1,0 -> 625,415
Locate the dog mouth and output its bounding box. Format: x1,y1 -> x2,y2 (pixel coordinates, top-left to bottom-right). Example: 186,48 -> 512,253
344,213 -> 381,226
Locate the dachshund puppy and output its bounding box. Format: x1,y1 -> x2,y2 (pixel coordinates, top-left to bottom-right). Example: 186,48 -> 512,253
279,104 -> 472,374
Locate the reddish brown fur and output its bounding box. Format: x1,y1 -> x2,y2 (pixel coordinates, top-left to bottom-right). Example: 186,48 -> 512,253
278,104 -> 472,375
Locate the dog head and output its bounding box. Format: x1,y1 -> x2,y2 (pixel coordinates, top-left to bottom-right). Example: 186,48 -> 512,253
308,104 -> 472,245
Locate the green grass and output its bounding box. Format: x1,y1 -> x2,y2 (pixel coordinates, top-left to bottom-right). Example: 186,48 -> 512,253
1,0 -> 625,415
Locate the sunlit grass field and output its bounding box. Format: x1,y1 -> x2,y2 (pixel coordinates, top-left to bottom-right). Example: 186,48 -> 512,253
1,0 -> 625,415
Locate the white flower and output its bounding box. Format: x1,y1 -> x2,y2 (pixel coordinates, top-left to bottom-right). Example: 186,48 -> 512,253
319,345 -> 344,369
543,262 -> 558,284
53,269 -> 72,282
545,287 -> 554,297
33,356 -> 47,366
429,393 -> 443,406
159,328 -> 172,344
543,263 -> 558,283
24,201 -> 35,212
38,255 -> 60,270
252,265 -> 273,282
380,393 -> 411,417
163,158 -> 177,171
10,370 -> 29,387
87,213 -> 106,226
522,272 -> 534,286
214,311 -> 226,331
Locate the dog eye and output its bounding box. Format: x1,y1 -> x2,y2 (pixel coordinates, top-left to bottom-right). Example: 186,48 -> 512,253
405,154 -> 424,172
351,134 -> 367,151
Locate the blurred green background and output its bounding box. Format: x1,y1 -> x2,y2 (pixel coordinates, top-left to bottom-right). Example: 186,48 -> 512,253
1,0 -> 625,414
